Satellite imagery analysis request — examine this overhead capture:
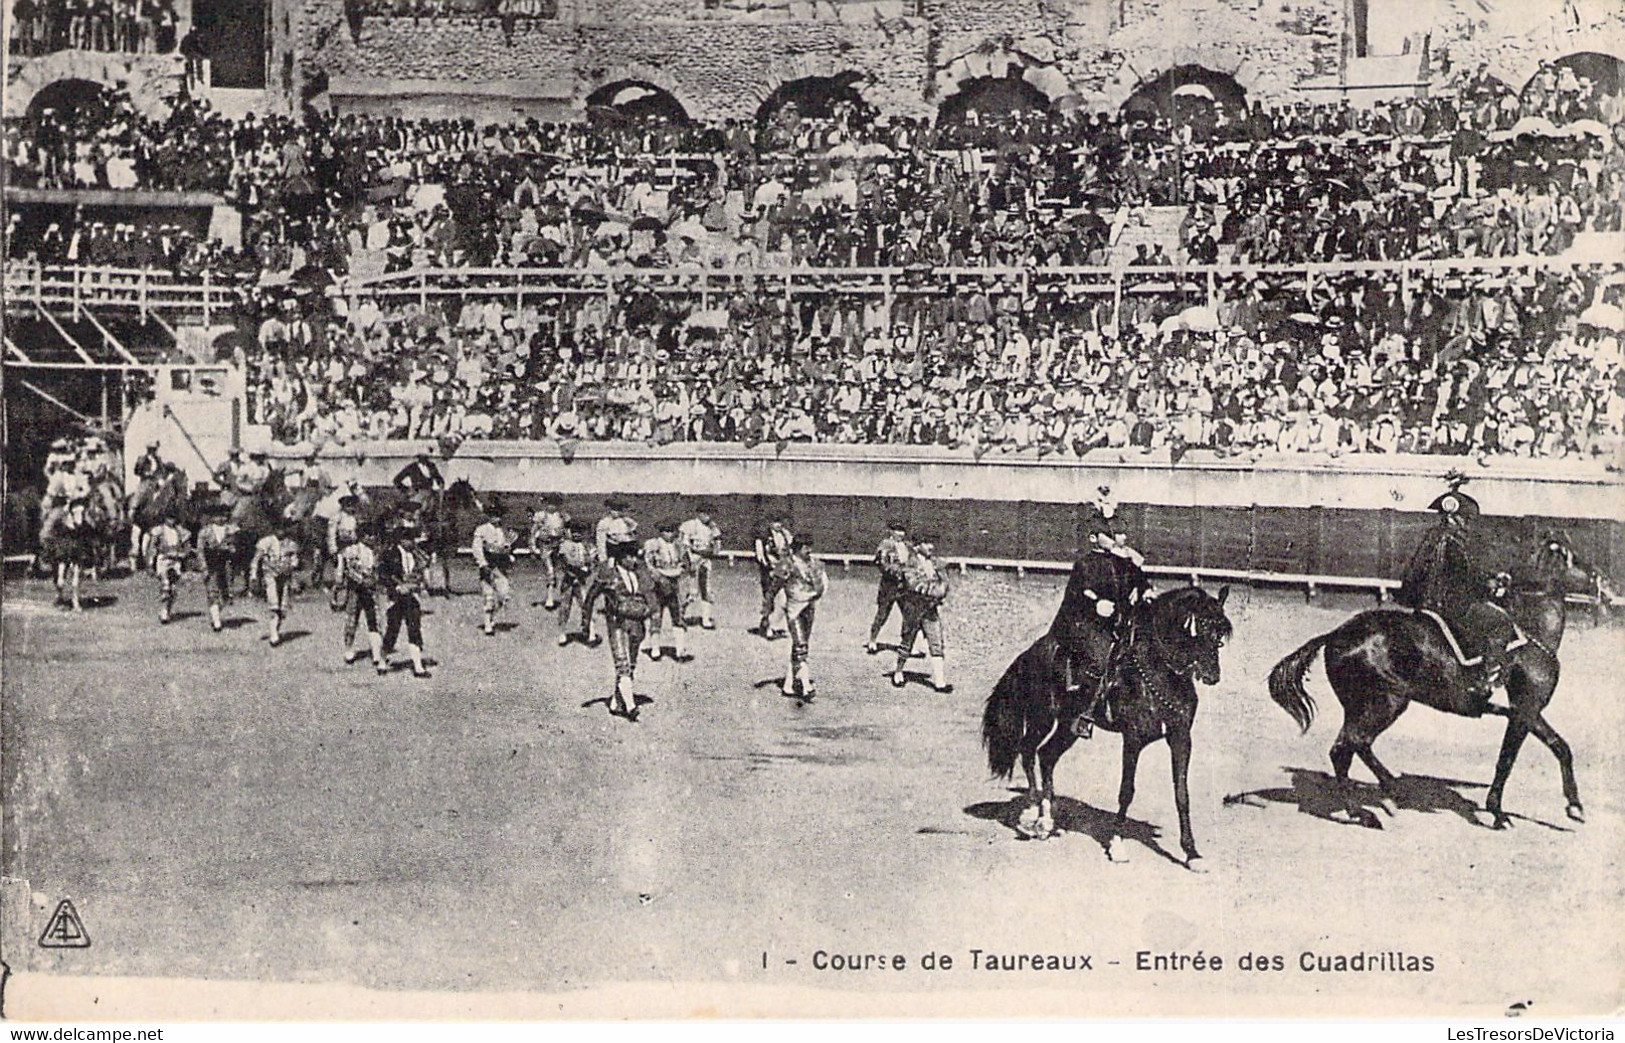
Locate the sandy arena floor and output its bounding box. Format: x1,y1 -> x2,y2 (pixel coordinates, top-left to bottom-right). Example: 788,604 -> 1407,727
3,561 -> 1622,1017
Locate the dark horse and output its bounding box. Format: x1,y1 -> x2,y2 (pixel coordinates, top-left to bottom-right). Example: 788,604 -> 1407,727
1268,533 -> 1607,830
982,585 -> 1233,866
367,477 -> 483,595
128,462 -> 193,568
228,470 -> 289,594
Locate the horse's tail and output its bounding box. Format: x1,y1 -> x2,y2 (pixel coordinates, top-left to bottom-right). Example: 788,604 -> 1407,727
1268,630 -> 1329,734
982,637 -> 1047,780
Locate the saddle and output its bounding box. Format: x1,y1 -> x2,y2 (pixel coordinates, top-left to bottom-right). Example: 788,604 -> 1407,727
1415,603 -> 1528,670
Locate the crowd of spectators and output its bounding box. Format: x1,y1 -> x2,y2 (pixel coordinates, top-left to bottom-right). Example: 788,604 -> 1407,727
231,262 -> 1625,462
7,70 -> 1624,277
7,0 -> 180,56
6,67 -> 1625,462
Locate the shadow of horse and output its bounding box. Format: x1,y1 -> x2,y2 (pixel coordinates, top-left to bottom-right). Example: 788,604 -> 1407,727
965,791 -> 1186,867
1222,768 -> 1574,833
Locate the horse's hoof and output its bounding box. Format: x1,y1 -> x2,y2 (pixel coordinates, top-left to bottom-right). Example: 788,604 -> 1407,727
1566,803 -> 1585,824
1106,837 -> 1130,863
1184,854 -> 1207,874
1480,810 -> 1513,831
1378,797 -> 1399,817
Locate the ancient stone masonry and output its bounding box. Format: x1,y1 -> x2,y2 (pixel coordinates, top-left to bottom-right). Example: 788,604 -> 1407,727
1425,0 -> 1625,93
290,0 -> 1612,119
5,50 -> 186,118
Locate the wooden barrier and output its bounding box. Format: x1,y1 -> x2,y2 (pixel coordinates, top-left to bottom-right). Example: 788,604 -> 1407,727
285,440 -> 1625,593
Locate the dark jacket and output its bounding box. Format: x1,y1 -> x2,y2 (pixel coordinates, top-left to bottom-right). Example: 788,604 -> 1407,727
584,559 -> 657,622
1051,549 -> 1150,646
1396,517 -> 1494,618
378,541 -> 427,596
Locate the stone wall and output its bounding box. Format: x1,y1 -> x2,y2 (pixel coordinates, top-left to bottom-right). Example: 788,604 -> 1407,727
289,0 -> 1616,120
1423,0 -> 1625,92
4,50 -> 185,118
302,7 -> 934,119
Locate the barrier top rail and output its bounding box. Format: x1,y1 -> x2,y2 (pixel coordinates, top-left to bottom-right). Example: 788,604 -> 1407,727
344,255 -> 1625,287
5,255 -> 1622,313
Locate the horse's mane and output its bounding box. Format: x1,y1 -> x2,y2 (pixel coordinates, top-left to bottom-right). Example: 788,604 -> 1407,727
1147,585 -> 1212,615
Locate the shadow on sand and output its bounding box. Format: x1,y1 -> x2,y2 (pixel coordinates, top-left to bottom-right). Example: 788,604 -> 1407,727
1222,767 -> 1574,832
965,790 -> 1187,867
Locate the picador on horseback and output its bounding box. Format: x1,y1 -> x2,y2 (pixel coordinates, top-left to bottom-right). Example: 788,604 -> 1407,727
1050,485 -> 1151,738
1394,472 -> 1525,713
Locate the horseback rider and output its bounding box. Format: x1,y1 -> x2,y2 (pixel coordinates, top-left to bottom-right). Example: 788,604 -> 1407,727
212,448 -> 244,494
133,440 -> 166,483
1051,486 -> 1151,738
393,451 -> 444,512
238,450 -> 273,496
1396,476 -> 1520,711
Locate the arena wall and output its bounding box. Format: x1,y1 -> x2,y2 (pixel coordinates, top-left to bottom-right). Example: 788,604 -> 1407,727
292,0 -> 1348,119
286,441 -> 1625,589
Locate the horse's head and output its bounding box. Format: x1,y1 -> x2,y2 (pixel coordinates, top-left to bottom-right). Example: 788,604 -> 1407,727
1149,585 -> 1232,686
1527,530 -> 1603,598
446,478 -> 479,510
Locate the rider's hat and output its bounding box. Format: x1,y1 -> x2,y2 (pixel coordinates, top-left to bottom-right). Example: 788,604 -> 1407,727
1428,489 -> 1481,518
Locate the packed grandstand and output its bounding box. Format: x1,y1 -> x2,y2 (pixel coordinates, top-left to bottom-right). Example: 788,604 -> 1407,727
4,0 -> 1625,468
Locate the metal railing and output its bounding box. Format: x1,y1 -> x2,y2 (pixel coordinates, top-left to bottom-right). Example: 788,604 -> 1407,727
6,254 -> 1621,323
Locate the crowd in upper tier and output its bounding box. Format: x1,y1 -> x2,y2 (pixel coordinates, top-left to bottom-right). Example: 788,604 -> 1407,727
6,63 -> 1624,277
5,63 -> 1625,462
6,0 -> 182,56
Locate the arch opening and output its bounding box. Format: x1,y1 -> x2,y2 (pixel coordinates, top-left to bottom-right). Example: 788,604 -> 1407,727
25,78 -> 120,124
937,74 -> 1054,125
1520,51 -> 1625,120
755,72 -> 872,128
1121,65 -> 1247,136
585,80 -> 692,124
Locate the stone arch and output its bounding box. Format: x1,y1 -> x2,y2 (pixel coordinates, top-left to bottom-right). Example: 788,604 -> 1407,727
25,78 -> 119,122
752,52 -> 864,110
754,69 -> 873,126
1098,42 -> 1260,112
935,42 -> 1073,111
1520,50 -> 1625,103
1474,19 -> 1625,100
938,76 -> 1056,125
585,80 -> 692,124
4,51 -> 182,119
1120,64 -> 1249,124
580,62 -> 701,123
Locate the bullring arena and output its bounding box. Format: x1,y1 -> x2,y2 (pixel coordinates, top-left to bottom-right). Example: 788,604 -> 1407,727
3,454 -> 1623,1017
4,0 -> 1625,1022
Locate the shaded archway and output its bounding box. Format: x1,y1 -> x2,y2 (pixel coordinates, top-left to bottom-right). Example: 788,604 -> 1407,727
938,74 -> 1054,125
586,80 -> 691,124
1520,51 -> 1625,112
1121,65 -> 1247,133
755,71 -> 872,127
25,78 -> 119,123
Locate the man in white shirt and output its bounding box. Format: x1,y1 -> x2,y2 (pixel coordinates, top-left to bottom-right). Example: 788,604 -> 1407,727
471,501 -> 516,637
641,519 -> 693,663
678,506 -> 722,630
